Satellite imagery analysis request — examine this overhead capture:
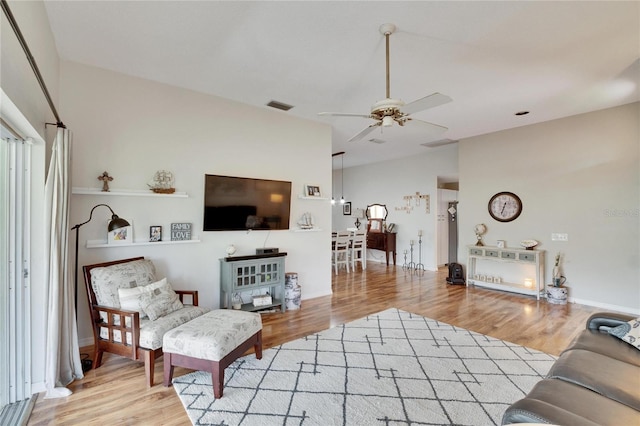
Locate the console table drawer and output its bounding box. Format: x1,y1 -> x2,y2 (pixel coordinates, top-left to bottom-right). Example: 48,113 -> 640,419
469,248 -> 484,256
501,251 -> 516,259
485,250 -> 499,258
519,252 -> 536,262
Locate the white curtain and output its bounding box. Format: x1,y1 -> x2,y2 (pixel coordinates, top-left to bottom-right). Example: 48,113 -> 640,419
44,127 -> 83,398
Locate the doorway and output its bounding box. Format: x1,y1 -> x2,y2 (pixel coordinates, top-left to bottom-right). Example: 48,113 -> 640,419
437,183 -> 459,267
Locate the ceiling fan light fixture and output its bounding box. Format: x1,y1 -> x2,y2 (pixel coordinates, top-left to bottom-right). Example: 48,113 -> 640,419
382,116 -> 394,127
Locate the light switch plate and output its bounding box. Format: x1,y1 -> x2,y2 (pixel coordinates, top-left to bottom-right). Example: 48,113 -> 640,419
551,233 -> 569,241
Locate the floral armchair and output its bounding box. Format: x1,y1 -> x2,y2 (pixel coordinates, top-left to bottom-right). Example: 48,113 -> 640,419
83,257 -> 208,386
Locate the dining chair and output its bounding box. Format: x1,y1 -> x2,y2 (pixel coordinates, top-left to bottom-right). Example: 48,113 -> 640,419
332,231 -> 351,274
350,230 -> 367,271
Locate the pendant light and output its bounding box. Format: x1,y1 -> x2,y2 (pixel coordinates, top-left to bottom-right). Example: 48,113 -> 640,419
331,154 -> 336,205
340,153 -> 345,204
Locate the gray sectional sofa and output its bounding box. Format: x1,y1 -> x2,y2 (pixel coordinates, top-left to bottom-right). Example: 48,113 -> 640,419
502,312 -> 640,425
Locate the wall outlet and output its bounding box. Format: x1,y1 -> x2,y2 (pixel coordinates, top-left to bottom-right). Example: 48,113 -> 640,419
551,233 -> 569,241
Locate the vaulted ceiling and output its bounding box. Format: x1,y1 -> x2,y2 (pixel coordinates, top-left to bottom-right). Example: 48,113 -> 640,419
43,1 -> 639,168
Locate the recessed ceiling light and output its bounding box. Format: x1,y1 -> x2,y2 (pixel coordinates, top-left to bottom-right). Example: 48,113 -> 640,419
266,100 -> 293,111
515,111 -> 530,116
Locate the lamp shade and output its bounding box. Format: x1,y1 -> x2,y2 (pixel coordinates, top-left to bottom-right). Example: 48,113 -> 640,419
108,214 -> 130,232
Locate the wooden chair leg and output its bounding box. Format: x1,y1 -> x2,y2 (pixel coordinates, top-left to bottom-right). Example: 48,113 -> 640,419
255,330 -> 263,359
212,361 -> 223,398
143,349 -> 155,387
93,349 -> 104,369
163,353 -> 174,387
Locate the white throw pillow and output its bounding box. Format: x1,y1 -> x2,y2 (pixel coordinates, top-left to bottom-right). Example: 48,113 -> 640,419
117,277 -> 168,318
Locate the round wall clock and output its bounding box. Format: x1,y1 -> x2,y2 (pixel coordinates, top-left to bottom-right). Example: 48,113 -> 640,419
488,192 -> 522,222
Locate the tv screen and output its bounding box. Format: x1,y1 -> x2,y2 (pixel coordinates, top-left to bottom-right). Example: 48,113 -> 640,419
204,174 -> 292,231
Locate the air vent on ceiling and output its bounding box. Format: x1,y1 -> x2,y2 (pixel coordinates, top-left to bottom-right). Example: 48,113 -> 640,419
367,138 -> 386,144
420,138 -> 458,148
266,100 -> 293,111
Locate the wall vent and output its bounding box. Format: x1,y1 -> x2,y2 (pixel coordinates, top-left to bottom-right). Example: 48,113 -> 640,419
266,100 -> 293,111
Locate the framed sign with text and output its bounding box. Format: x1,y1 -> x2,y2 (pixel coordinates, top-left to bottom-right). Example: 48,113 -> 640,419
171,222 -> 192,241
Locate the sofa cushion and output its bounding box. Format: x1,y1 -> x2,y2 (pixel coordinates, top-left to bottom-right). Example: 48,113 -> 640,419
547,349 -> 640,411
563,329 -> 640,367
163,310 -> 262,361
502,378 -> 640,426
609,317 -> 640,351
91,259 -> 156,308
140,305 -> 209,349
99,305 -> 209,350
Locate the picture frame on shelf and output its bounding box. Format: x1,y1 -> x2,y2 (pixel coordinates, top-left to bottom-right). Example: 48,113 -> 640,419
343,202 -> 351,215
149,226 -> 162,242
108,225 -> 133,244
171,222 -> 192,241
497,240 -> 506,248
304,184 -> 322,197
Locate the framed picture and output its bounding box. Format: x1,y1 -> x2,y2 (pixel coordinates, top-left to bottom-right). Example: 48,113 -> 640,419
496,240 -> 506,248
108,225 -> 133,244
171,222 -> 192,241
368,219 -> 383,233
304,184 -> 322,197
343,202 -> 351,215
149,226 -> 162,242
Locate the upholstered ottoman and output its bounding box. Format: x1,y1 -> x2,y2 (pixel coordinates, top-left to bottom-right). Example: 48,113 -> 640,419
163,310 -> 262,398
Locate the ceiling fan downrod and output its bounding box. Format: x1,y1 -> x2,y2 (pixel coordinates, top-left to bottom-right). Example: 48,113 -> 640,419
379,23 -> 396,100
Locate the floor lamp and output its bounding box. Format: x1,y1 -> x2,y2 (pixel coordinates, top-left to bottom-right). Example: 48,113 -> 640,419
71,204 -> 130,316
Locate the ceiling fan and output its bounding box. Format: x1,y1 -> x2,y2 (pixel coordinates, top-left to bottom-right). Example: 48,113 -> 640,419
319,23 -> 452,143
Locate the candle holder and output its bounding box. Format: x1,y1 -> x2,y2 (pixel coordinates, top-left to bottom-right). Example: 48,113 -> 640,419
402,250 -> 409,270
415,234 -> 425,274
408,240 -> 416,270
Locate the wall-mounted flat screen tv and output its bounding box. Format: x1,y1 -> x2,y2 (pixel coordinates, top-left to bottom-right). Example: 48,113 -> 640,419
204,174 -> 292,231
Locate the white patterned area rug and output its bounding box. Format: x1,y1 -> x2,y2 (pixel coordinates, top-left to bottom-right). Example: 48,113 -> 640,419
173,308 -> 556,426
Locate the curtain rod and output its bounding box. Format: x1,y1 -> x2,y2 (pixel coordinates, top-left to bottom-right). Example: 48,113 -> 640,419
1,0 -> 65,128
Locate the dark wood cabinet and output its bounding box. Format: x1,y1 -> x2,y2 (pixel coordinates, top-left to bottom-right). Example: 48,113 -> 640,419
366,232 -> 396,265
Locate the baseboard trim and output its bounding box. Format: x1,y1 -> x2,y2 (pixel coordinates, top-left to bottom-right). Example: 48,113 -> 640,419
568,297 -> 639,316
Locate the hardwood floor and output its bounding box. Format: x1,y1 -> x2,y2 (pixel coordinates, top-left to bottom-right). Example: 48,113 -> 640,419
28,263 -> 602,425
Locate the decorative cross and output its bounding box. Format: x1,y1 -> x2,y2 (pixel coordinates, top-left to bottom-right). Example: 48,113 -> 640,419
98,171 -> 113,192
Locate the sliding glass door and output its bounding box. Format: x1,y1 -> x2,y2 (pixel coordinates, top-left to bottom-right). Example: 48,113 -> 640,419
0,131 -> 32,410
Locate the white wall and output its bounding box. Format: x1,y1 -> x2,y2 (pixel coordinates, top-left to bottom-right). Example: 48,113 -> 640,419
0,0 -> 59,140
59,61 -> 333,345
1,0 -> 59,394
332,145 -> 459,270
459,102 -> 639,314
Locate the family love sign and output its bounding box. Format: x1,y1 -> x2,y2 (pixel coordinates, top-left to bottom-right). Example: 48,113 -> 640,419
171,223 -> 192,241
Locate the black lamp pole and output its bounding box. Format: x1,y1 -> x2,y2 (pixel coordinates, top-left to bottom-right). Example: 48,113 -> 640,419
71,204 -> 130,316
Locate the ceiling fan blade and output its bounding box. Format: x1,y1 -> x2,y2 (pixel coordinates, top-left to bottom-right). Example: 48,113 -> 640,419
401,92 -> 452,115
406,118 -> 448,133
318,112 -> 371,118
347,123 -> 381,142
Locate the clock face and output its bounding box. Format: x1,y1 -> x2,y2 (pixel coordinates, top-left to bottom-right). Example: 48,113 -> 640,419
488,192 -> 522,222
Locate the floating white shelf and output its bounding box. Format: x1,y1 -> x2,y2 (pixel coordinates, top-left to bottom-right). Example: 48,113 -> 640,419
72,187 -> 188,198
86,239 -> 200,248
298,195 -> 329,201
292,228 -> 323,232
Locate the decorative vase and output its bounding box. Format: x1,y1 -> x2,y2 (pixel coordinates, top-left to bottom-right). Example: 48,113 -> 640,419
546,285 -> 568,305
232,293 -> 242,310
